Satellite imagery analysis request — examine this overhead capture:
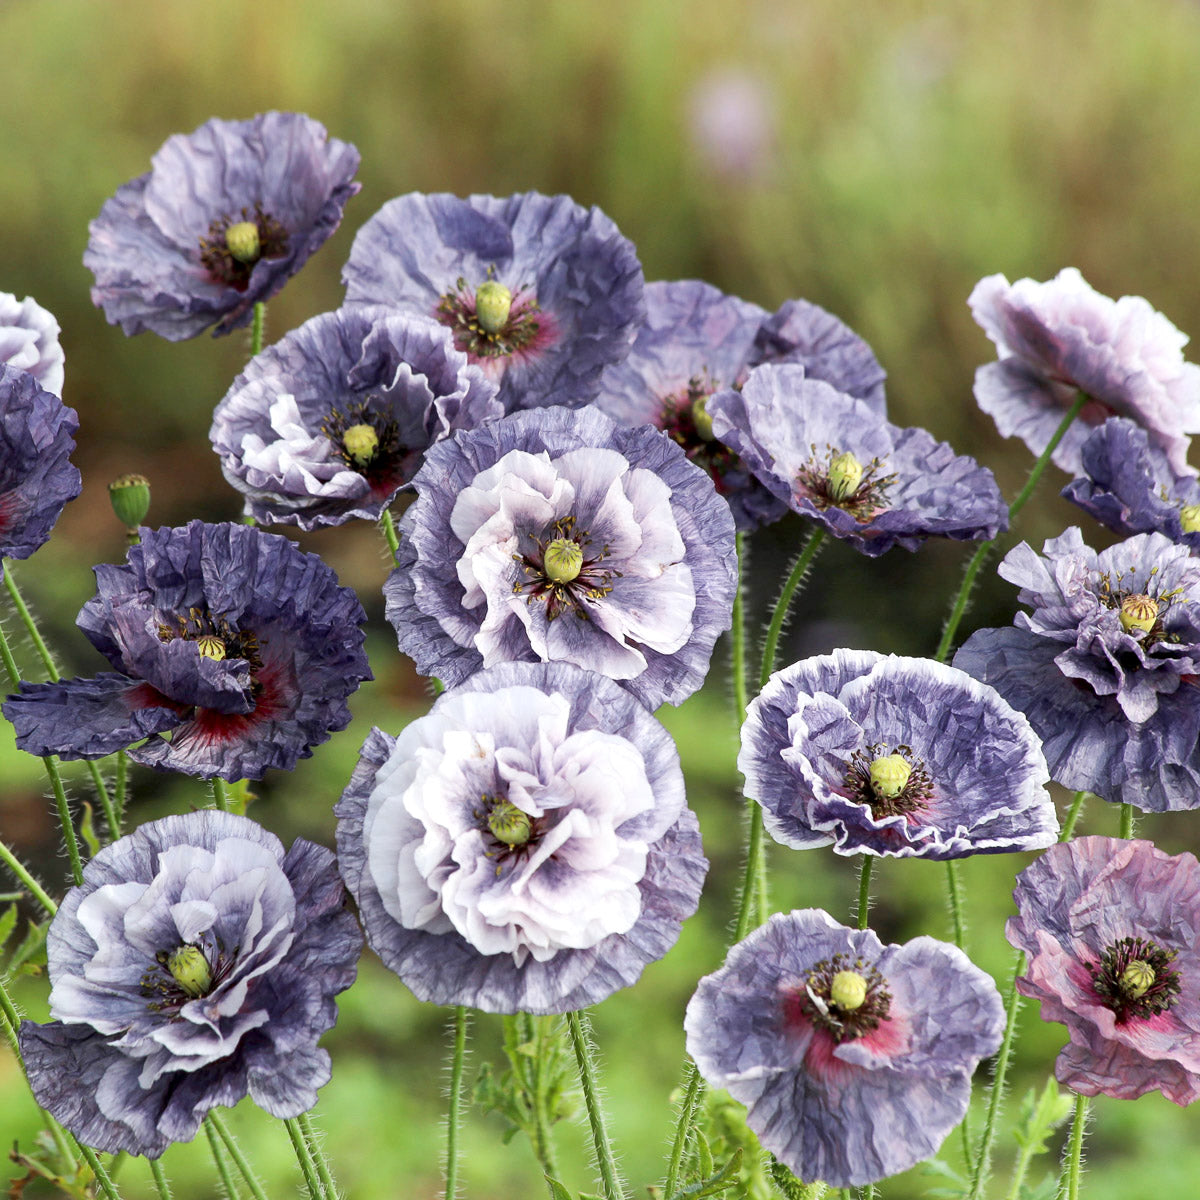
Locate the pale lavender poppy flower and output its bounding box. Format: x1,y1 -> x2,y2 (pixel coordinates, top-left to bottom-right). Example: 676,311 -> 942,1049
685,909 -> 1004,1188
970,268 -> 1200,476
1007,837 -> 1200,1105
335,661 -> 706,1013
0,292 -> 64,395
384,405 -> 736,709
85,112 -> 360,340
954,528 -> 1200,811
740,650 -> 1057,859
210,306 -> 499,528
18,810 -> 362,1157
342,191 -> 644,411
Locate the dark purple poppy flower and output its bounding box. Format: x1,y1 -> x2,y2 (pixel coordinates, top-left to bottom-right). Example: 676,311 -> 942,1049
210,306 -> 500,528
342,191 -> 644,412
0,364 -> 81,579
685,909 -> 1004,1188
85,112 -> 360,340
954,528 -> 1200,811
970,268 -> 1200,477
709,364 -> 1007,556
1063,417 -> 1200,552
335,660 -> 705,1014
18,810 -> 361,1157
1,291 -> 64,395
740,649 -> 1056,859
1007,837 -> 1200,1105
3,521 -> 370,779
384,404 -> 736,709
595,280 -> 886,531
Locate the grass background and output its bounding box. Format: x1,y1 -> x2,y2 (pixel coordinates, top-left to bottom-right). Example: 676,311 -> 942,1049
3,0 -> 1200,1195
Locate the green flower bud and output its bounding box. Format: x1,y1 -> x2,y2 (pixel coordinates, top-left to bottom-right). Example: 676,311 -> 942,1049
829,969 -> 868,1011
828,451 -> 864,502
475,281 -> 513,333
691,395 -> 715,442
1182,505 -> 1200,533
224,221 -> 261,264
166,944 -> 213,998
869,753 -> 912,801
1119,959 -> 1155,1000
1119,593 -> 1158,634
196,634 -> 226,661
488,799 -> 532,846
109,474 -> 151,529
342,423 -> 379,465
544,538 -> 583,584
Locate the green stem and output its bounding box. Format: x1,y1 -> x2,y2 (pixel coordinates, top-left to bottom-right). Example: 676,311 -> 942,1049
0,837 -> 57,914
733,805 -> 767,943
663,1062 -> 703,1199
1060,791 -> 1088,841
856,857 -> 873,931
298,1112 -> 337,1200
759,528 -> 826,689
203,1117 -> 241,1200
148,1156 -> 173,1200
46,754 -> 84,886
250,302 -> 266,357
380,508 -> 400,561
945,859 -> 968,951
210,779 -> 230,812
114,751 -> 128,829
79,1146 -> 122,1200
207,1110 -> 267,1200
568,1010 -> 624,1200
1119,802 -> 1134,840
284,1118 -> 324,1200
935,393 -> 1088,663
445,1006 -> 469,1200
1057,1094 -> 1089,1200
732,531 -> 748,718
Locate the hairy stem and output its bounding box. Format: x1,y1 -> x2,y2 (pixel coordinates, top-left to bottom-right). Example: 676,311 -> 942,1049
663,1062 -> 704,1199
1057,1093 -> 1089,1200
0,837 -> 57,914
380,508 -> 400,560
1060,791 -> 1088,841
444,1007 -> 469,1200
568,1010 -> 624,1200
207,1110 -> 267,1200
284,1117 -> 324,1200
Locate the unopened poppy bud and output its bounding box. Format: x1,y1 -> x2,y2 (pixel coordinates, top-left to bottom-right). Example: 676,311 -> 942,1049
225,221 -> 261,264
166,944 -> 213,998
544,538 -> 583,584
1119,594 -> 1158,634
828,451 -> 864,501
869,753 -> 912,801
475,281 -> 513,333
830,969 -> 868,1012
109,474 -> 151,529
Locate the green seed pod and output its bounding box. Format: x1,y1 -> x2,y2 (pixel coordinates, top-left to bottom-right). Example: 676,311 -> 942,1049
691,395 -> 715,442
488,799 -> 532,846
1180,504 -> 1200,533
544,538 -> 584,584
342,423 -> 379,465
828,451 -> 864,501
475,281 -> 513,333
109,474 -> 151,529
1119,593 -> 1159,634
224,220 -> 262,264
1120,959 -> 1155,1000
869,753 -> 912,801
166,944 -> 213,998
830,969 -> 868,1012
196,634 -> 227,661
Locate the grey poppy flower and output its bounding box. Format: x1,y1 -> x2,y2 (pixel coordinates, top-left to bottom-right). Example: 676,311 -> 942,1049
970,268 -> 1200,477
709,364 -> 1007,555
210,306 -> 500,528
384,404 -> 736,709
85,112 -> 360,340
0,291 -> 64,395
1008,837 -> 1200,1105
335,661 -> 706,1013
18,810 -> 362,1157
685,909 -> 1004,1188
954,528 -> 1200,810
740,649 -> 1057,859
342,190 -> 645,411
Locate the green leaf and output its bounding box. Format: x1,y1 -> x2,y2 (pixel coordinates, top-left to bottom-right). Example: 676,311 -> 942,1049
1013,1079 -> 1073,1155
80,800 -> 101,858
695,1126 -> 714,1178
0,901 -> 18,952
674,1149 -> 744,1199
544,1176 -> 573,1200
768,1156 -> 825,1199
9,917 -> 48,974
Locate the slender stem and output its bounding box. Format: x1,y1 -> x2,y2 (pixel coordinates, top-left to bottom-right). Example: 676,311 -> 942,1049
568,1010 -> 624,1200
733,805 -> 767,943
380,508 -> 401,561
445,1006 -> 469,1200
250,302 -> 266,357
284,1118 -> 324,1200
1060,791 -> 1088,841
1119,802 -> 1134,840
203,1117 -> 241,1200
529,1015 -> 559,1179
207,1110 -> 267,1200
945,860 -> 968,951
114,751 -> 128,829
148,1156 -> 173,1200
210,779 -> 230,812
1057,1094 -> 1089,1200
0,837 -> 57,914
664,1062 -> 703,1199
856,857 -> 873,931
46,754 -> 84,886
4,569 -> 60,678
759,528 -> 826,689
85,760 -> 120,843
935,393 -> 1088,664
79,1145 -> 122,1200
731,531 -> 748,718
298,1112 -> 337,1200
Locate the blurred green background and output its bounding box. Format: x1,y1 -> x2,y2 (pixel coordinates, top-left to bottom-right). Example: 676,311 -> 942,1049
4,0 -> 1200,1196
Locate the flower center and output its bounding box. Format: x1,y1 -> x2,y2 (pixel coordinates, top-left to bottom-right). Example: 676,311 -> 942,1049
1097,571 -> 1182,647
486,798 -> 533,846
198,204 -> 288,290
657,373 -> 742,493
435,272 -> 543,360
795,445 -> 894,521
165,944 -> 213,998
513,515 -> 618,621
1180,504 -> 1200,534
322,400 -> 413,494
140,932 -> 237,1014
1087,934 -> 1180,1024
844,743 -> 931,818
158,607 -> 262,675
195,634 -> 227,661
1119,593 -> 1159,634
785,952 -> 892,1042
